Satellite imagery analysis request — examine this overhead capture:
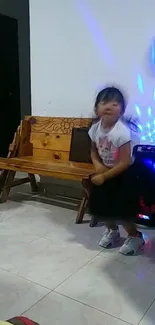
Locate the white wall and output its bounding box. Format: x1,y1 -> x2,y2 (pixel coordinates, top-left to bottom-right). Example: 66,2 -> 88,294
30,0 -> 155,142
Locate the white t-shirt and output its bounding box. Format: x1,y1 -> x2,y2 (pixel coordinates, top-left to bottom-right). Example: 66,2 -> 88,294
88,119 -> 138,167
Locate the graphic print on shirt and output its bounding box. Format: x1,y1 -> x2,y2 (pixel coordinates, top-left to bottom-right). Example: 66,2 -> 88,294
97,137 -> 118,167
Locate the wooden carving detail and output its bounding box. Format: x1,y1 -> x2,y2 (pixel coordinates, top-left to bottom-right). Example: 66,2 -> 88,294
25,117 -> 91,134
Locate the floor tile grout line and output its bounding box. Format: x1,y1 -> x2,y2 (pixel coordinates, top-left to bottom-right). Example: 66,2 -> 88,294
0,249 -> 103,293
51,250 -> 104,292
0,213 -> 152,324
21,289 -> 54,316
0,250 -> 138,295
0,251 -> 151,325
137,297 -> 155,325
0,267 -> 51,291
18,252 -> 103,317
53,291 -> 133,325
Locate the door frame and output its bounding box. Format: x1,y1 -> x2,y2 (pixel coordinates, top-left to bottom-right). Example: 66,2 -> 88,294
0,0 -> 31,118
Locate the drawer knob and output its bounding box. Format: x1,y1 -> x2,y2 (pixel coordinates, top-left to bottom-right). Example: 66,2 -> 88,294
54,153 -> 60,160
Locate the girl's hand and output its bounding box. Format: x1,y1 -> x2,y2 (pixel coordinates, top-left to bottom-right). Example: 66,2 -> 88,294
91,173 -> 105,185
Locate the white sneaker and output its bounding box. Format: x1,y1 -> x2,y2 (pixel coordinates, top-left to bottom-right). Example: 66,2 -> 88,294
99,228 -> 120,248
119,232 -> 145,255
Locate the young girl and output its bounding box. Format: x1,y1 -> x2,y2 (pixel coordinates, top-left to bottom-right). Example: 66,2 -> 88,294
88,86 -> 145,255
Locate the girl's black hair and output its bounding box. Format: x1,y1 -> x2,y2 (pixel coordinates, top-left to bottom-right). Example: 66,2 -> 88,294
91,86 -> 138,132
94,86 -> 126,114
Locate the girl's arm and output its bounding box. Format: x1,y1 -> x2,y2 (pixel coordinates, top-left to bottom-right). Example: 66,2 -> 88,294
91,142 -> 131,185
91,141 -> 109,173
104,142 -> 131,181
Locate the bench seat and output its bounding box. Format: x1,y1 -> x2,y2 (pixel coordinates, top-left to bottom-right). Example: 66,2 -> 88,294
0,156 -> 93,180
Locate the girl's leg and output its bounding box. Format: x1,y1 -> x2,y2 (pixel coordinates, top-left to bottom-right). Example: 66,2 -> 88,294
105,222 -> 118,230
119,222 -> 145,255
99,221 -> 120,248
123,222 -> 137,236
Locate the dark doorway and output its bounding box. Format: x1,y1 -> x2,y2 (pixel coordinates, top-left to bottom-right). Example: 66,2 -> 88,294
0,13 -> 20,157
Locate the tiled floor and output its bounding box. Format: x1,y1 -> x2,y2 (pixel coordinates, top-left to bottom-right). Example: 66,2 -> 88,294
0,190 -> 155,325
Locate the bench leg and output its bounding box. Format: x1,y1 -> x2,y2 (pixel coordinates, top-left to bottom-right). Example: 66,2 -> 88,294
76,177 -> 92,224
0,171 -> 16,203
28,174 -> 39,193
76,177 -> 91,224
76,177 -> 99,227
0,170 -> 9,193
76,195 -> 88,224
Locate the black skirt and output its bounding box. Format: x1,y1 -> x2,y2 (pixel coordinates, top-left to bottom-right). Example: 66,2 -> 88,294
88,162 -> 155,222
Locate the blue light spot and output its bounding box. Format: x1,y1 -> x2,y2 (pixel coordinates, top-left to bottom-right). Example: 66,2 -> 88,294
77,0 -> 113,65
135,52 -> 155,143
151,40 -> 155,65
143,233 -> 149,240
143,159 -> 152,167
137,271 -> 144,280
138,214 -> 150,220
142,215 -> 150,220
138,124 -> 143,131
148,106 -> 152,116
135,105 -> 141,116
137,74 -> 144,94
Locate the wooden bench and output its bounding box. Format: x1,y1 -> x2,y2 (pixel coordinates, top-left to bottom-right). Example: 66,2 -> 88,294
0,116 -> 94,223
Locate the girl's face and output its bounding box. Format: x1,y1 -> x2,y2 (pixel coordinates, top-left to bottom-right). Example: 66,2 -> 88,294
96,100 -> 123,124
